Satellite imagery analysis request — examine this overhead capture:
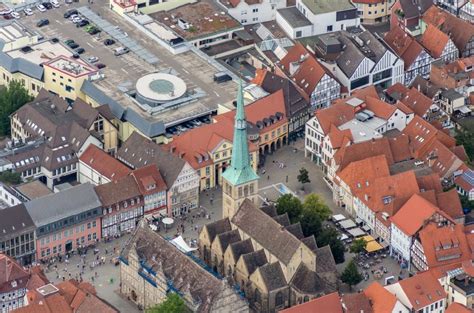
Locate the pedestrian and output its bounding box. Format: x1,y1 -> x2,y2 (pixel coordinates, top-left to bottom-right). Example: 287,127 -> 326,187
286,175 -> 288,183
267,175 -> 270,180
95,272 -> 98,277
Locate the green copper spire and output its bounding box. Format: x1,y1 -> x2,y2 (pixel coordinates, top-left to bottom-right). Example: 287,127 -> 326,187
222,81 -> 259,186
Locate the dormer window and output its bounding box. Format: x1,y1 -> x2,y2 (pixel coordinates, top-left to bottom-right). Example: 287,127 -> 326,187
382,196 -> 392,205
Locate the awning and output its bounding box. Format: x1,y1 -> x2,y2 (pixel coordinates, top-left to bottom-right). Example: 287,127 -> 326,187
361,225 -> 371,232
361,235 -> 384,253
456,105 -> 471,114
355,218 -> 363,225
339,234 -> 349,241
347,228 -> 365,238
339,219 -> 357,230
170,236 -> 197,253
332,214 -> 346,222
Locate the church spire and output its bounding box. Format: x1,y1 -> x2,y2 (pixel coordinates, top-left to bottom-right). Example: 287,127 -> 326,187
222,81 -> 259,186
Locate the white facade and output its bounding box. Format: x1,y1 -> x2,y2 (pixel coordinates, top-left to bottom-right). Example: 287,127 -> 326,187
169,162 -> 200,216
222,0 -> 286,25
390,223 -> 412,266
0,184 -> 21,207
404,50 -> 433,86
143,190 -> 167,215
386,283 -> 445,313
77,160 -> 111,186
440,39 -> 459,63
310,74 -> 341,110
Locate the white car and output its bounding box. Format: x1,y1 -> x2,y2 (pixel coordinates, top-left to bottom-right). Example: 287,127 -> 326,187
87,56 -> 99,63
69,14 -> 79,20
51,0 -> 60,8
36,4 -> 46,12
10,11 -> 20,19
72,17 -> 82,24
23,8 -> 33,16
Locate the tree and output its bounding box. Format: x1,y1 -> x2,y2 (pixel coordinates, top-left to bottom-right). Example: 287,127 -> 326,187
297,167 -> 310,190
341,260 -> 363,289
300,208 -> 322,238
303,194 -> 331,221
460,195 -> 474,212
146,293 -> 186,313
0,80 -> 33,137
455,122 -> 474,162
276,194 -> 303,223
0,171 -> 22,185
316,226 -> 345,264
350,238 -> 367,254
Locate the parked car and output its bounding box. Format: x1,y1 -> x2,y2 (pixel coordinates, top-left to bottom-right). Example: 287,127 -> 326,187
36,4 -> 46,12
69,14 -> 79,21
213,72 -> 232,83
64,39 -> 74,45
64,9 -> 77,18
50,37 -> 59,43
72,16 -> 82,24
51,0 -> 60,8
68,42 -> 79,49
0,9 -> 12,15
113,47 -> 129,56
72,53 -> 80,59
3,14 -> 13,20
103,38 -> 115,46
42,2 -> 53,9
23,8 -> 33,16
96,63 -> 106,69
88,28 -> 101,35
87,56 -> 99,63
36,18 -> 49,27
75,47 -> 85,54
77,19 -> 89,27
10,12 -> 20,19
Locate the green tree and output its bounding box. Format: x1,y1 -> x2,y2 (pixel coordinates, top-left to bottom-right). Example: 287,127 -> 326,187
303,194 -> 331,221
350,238 -> 367,254
316,226 -> 345,264
455,122 -> 474,162
341,260 -> 363,289
276,194 -> 303,223
146,293 -> 186,313
297,167 -> 310,190
300,208 -> 322,238
460,195 -> 474,212
0,171 -> 21,185
0,80 -> 33,136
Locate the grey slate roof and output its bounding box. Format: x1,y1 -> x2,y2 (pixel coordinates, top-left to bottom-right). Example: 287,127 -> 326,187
301,236 -> 318,252
121,223 -> 247,313
272,214 -> 290,227
228,239 -> 254,262
290,263 -> 335,294
0,204 -> 35,237
257,262 -> 287,291
300,0 -> 355,15
215,229 -> 241,252
231,199 -> 302,265
277,7 -> 312,28
117,132 -> 186,188
241,249 -> 268,275
409,76 -> 442,99
285,223 -> 304,239
0,50 -> 43,80
80,80 -> 125,120
399,0 -> 433,19
203,218 -> 232,243
441,88 -> 464,101
25,183 -> 101,227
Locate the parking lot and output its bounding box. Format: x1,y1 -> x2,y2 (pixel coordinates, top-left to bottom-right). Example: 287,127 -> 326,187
15,0 -> 238,110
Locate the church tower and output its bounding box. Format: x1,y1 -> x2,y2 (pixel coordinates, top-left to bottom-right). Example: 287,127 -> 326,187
221,81 -> 259,219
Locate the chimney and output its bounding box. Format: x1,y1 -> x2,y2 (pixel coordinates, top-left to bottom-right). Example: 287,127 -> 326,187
417,84 -> 420,92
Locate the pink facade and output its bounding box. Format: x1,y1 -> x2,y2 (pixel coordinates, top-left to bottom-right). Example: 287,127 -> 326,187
36,216 -> 101,260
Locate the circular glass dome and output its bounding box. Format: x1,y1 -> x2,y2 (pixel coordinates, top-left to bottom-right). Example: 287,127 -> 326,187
135,73 -> 187,105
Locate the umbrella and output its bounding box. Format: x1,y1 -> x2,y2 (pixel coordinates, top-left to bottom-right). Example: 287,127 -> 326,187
162,217 -> 174,225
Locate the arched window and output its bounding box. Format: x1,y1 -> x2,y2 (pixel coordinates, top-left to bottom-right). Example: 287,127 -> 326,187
303,296 -> 309,302
275,291 -> 284,307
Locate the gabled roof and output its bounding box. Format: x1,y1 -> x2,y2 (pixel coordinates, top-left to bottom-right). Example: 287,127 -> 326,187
435,189 -> 463,220
231,199 -> 305,265
446,303 -> 472,313
130,164 -> 167,195
384,26 -> 426,69
279,292 -> 343,313
364,282 -> 398,313
455,169 -> 474,191
254,262 -> 287,291
419,24 -> 450,59
0,254 -> 30,293
397,271 -> 446,311
79,145 -> 131,181
423,6 -> 474,54
418,223 -> 471,269
390,194 -> 438,236
94,175 -> 141,207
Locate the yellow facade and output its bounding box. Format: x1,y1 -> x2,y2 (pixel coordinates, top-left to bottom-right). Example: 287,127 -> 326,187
0,68 -> 43,96
43,64 -> 91,101
356,0 -> 392,24
258,123 -> 288,154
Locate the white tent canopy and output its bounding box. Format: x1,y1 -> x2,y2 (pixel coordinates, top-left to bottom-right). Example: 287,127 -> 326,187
332,214 -> 346,222
339,219 -> 357,230
170,236 -> 197,253
347,227 -> 366,238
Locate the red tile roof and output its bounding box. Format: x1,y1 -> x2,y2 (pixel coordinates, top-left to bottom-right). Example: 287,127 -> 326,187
391,194 -> 438,236
279,43 -> 331,99
279,292 -> 343,313
79,145 -> 131,181
363,282 -> 398,313
436,189 -> 463,220
419,24 -> 450,58
416,173 -> 443,193
418,223 -> 472,269
446,303 -> 471,313
131,164 -> 167,195
455,169 -> 474,192
397,271 -> 446,311
0,254 -> 30,293
384,26 -> 426,69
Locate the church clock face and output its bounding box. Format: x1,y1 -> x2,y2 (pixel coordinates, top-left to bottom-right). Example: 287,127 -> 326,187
237,120 -> 246,129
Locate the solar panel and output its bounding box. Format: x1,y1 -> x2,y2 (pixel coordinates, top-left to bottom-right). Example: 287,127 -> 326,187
463,169 -> 474,185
